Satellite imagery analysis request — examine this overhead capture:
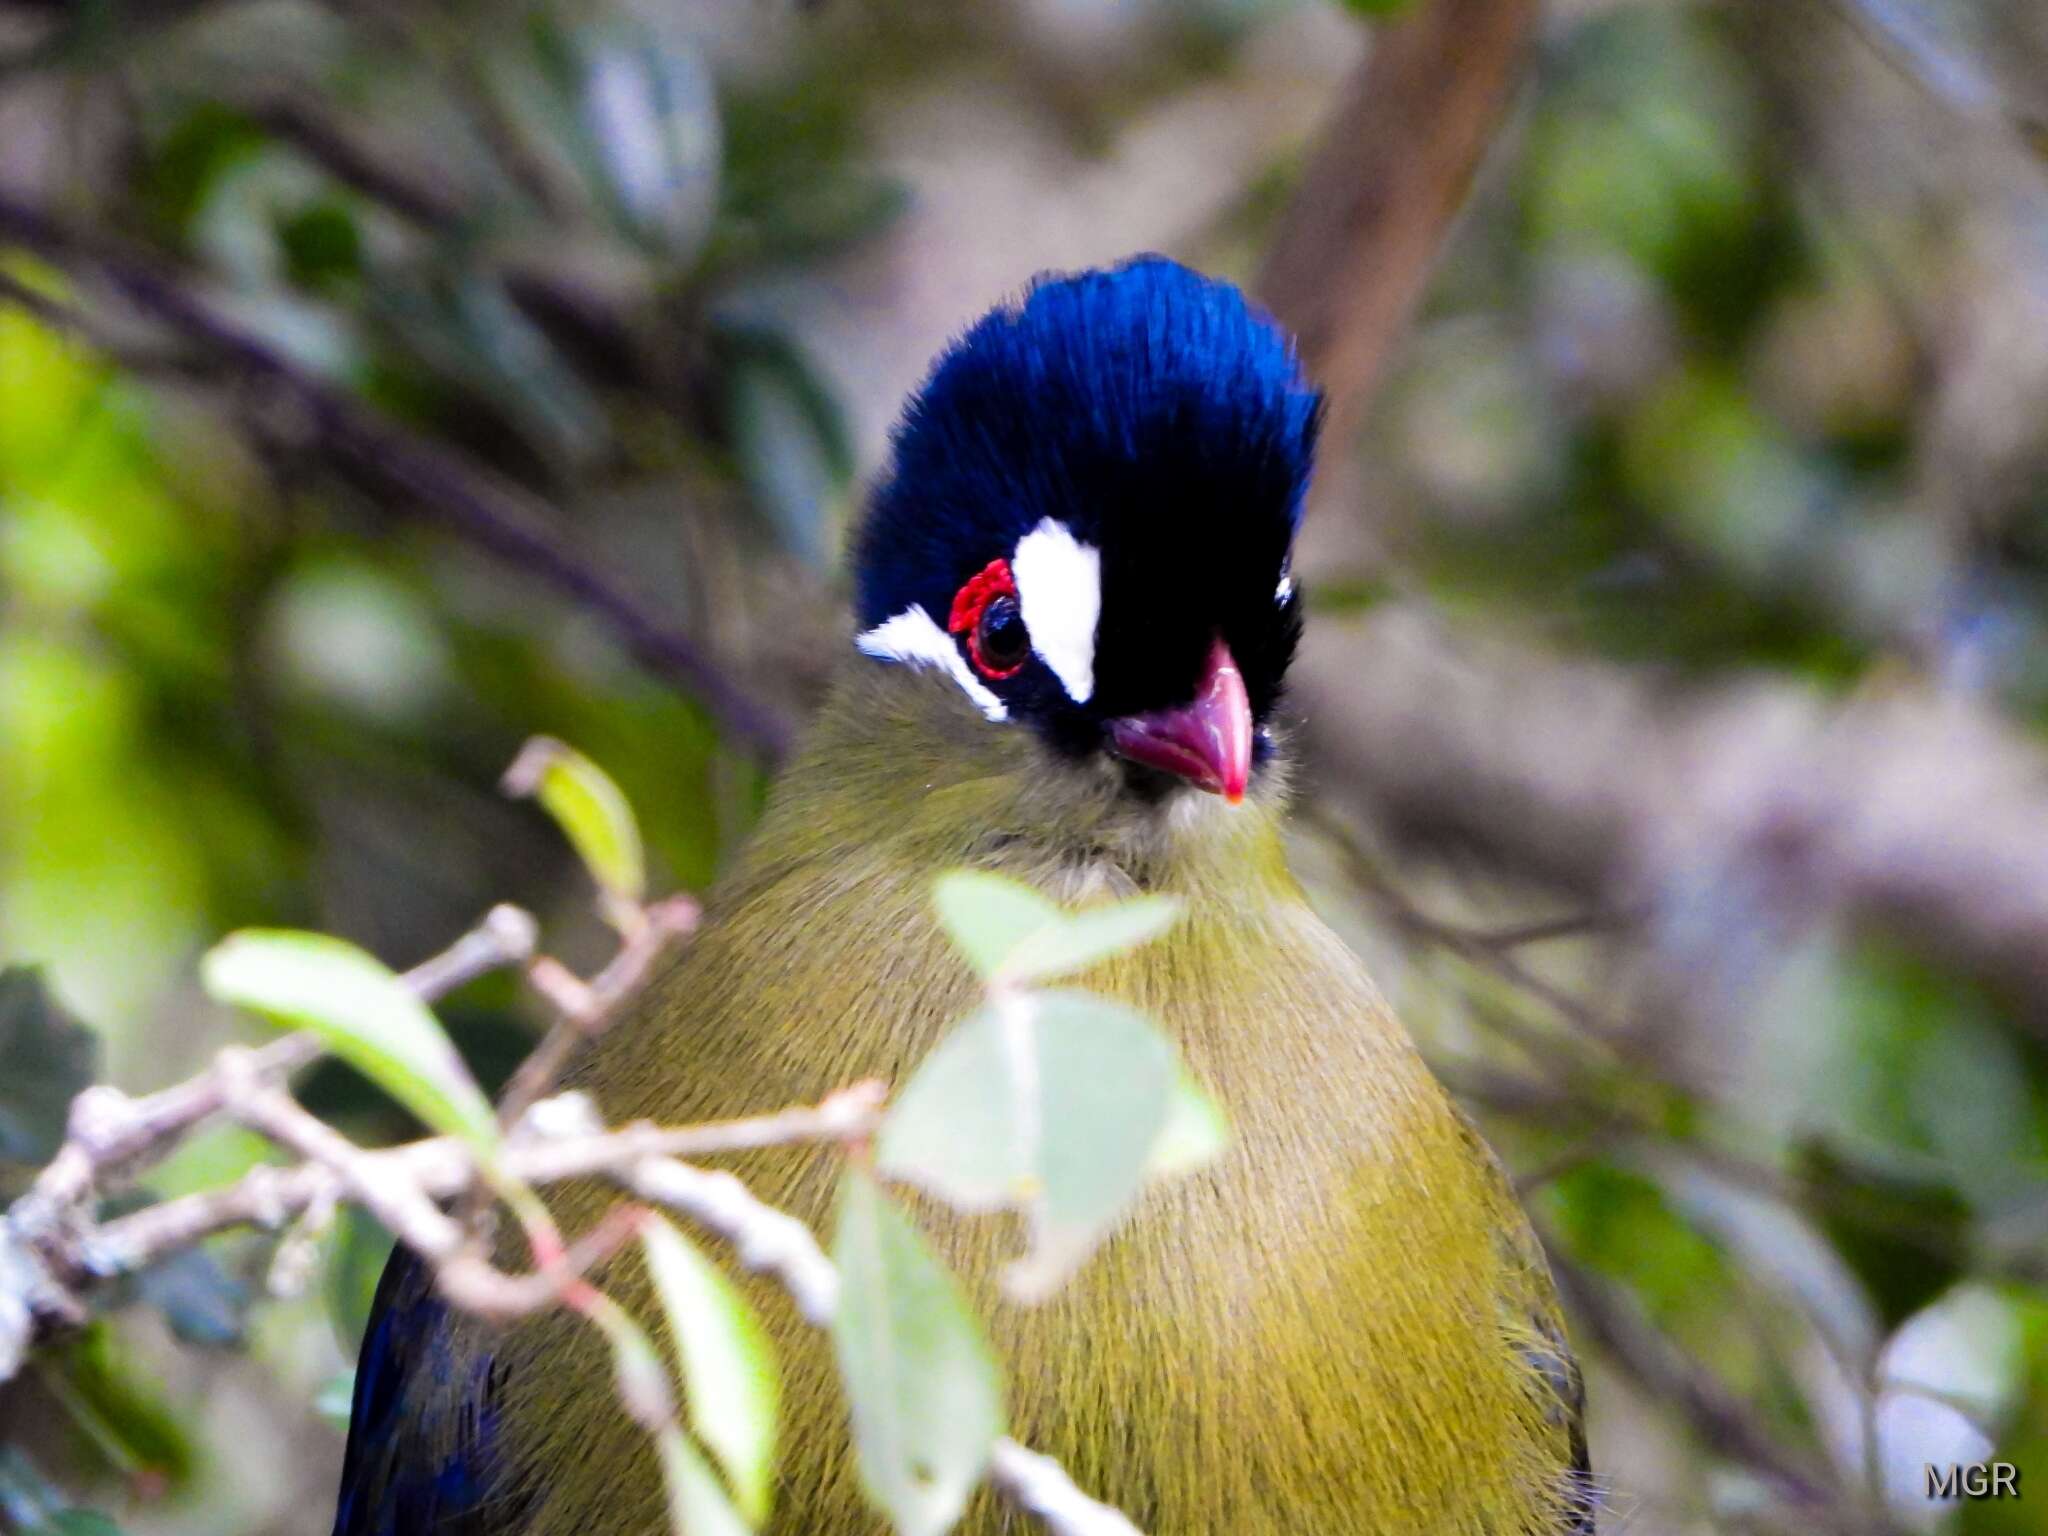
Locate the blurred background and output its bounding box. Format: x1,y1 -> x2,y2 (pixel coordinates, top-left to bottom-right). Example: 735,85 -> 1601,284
2,0 -> 2047,1532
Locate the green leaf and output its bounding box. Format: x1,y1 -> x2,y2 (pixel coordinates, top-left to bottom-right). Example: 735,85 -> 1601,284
48,1325 -> 194,1489
831,1169 -> 1002,1536
200,931 -> 499,1158
931,871 -> 1061,981
655,1427 -> 754,1536
1795,1137 -> 1970,1331
1340,0 -> 1421,16
641,1218 -> 780,1524
717,324 -> 856,569
878,991 -> 1176,1301
997,896 -> 1183,988
0,968 -> 99,1167
931,872 -> 1182,987
503,737 -> 646,908
1144,1073 -> 1230,1180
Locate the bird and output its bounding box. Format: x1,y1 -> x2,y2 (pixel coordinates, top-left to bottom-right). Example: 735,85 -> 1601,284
331,256 -> 1592,1536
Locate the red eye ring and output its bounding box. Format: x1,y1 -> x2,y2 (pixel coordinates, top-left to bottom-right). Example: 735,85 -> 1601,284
948,558 -> 1028,680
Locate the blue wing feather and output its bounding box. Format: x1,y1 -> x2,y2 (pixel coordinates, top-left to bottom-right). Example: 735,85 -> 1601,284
331,1246 -> 521,1536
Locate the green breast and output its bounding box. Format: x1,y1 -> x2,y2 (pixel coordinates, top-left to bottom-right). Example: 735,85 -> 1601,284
494,673 -> 1582,1534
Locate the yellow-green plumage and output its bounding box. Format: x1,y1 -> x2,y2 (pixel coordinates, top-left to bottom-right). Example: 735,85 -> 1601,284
488,661 -> 1589,1535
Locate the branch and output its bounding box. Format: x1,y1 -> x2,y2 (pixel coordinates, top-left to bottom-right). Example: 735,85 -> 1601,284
0,194 -> 793,759
79,1083 -> 890,1289
1297,606 -> 2048,1022
1546,1248 -> 1881,1535
1256,0 -> 1540,445
7,905 -> 538,1256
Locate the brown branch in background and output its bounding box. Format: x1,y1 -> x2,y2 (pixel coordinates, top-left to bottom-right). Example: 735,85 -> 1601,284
1545,1249 -> 1887,1535
1257,0 -> 1540,447
0,194 -> 793,760
1302,607 -> 2048,1024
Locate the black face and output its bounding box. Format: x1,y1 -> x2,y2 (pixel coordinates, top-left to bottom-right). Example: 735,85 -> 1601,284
853,257 -> 1322,779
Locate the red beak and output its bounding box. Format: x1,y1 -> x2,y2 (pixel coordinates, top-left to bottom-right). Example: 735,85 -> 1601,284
1106,637 -> 1253,803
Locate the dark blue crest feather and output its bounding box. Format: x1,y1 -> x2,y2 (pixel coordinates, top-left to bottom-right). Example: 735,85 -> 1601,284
854,256 -> 1322,729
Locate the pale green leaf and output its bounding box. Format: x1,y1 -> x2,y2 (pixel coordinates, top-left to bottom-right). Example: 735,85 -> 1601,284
1144,1073 -> 1230,1180
504,737 -> 646,906
831,1168 -> 1002,1536
931,871 -> 1060,981
641,1218 -> 780,1524
996,895 -> 1182,986
876,991 -> 1177,1302
200,932 -> 498,1156
655,1427 -> 754,1536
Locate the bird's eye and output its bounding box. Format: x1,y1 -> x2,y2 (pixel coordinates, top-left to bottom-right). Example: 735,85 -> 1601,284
947,557 -> 1031,682
976,595 -> 1030,675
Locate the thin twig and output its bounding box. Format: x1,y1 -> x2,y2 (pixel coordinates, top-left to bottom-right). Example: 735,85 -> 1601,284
497,895 -> 700,1132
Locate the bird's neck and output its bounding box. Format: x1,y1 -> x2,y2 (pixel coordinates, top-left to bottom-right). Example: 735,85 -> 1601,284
756,657 -> 1302,909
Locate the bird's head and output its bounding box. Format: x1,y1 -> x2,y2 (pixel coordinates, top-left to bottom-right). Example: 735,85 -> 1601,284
852,257 -> 1322,809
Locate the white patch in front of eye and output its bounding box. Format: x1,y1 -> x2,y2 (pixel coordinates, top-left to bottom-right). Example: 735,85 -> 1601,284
856,605 -> 1007,721
1010,517 -> 1101,704
1276,570 -> 1294,605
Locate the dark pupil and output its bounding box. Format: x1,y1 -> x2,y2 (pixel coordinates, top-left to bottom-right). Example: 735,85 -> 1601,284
978,595 -> 1029,667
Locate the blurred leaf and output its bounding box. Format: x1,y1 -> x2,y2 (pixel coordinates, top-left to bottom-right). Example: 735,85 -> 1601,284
998,897 -> 1183,989
0,967 -> 98,1167
1962,1288 -> 2048,1535
877,990 -> 1176,1301
590,1293 -> 673,1429
641,1218 -> 780,1524
831,1168 -> 1001,1536
578,29 -> 722,253
1144,1072 -> 1230,1180
200,930 -> 499,1157
655,1426 -> 754,1536
503,736 -> 646,909
0,1447 -> 123,1533
49,1324 -> 194,1489
1339,0 -> 1421,15
587,1292 -> 753,1536
931,871 -> 1061,981
1796,1139 -> 1970,1331
930,871 -> 1181,987
276,200 -> 363,292
717,324 -> 855,569
132,1246 -> 248,1348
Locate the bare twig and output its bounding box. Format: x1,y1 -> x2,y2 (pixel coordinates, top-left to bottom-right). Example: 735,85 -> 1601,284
497,895 -> 701,1132
72,1082 -> 889,1289
991,1440 -> 1146,1536
7,904 -> 537,1260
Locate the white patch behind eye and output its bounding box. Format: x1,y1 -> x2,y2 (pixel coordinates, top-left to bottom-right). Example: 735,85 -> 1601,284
1276,571 -> 1294,604
856,605 -> 1007,721
1010,517 -> 1101,704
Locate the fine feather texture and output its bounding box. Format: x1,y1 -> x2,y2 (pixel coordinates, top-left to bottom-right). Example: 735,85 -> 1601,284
340,662 -> 1591,1535
857,258 -> 1317,737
